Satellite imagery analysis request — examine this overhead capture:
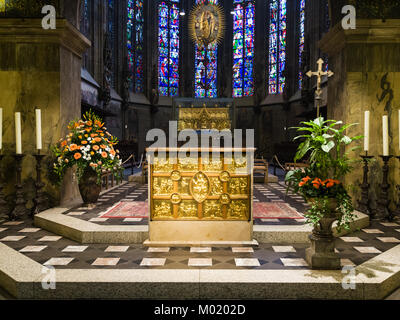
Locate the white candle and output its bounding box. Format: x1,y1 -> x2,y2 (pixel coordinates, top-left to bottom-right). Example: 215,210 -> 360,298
0,108 -> 2,150
15,112 -> 22,154
364,111 -> 370,152
382,115 -> 389,156
35,109 -> 42,150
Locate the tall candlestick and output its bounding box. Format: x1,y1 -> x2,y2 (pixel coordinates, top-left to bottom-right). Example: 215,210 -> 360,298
15,112 -> 22,154
398,109 -> 400,151
364,111 -> 370,152
0,108 -> 2,151
35,109 -> 42,150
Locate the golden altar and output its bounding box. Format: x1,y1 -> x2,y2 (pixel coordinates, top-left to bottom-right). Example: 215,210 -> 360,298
145,148 -> 255,244
178,106 -> 231,131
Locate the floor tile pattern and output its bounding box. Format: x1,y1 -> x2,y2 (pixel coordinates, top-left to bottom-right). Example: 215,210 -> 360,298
59,182 -> 308,227
1,219 -> 399,271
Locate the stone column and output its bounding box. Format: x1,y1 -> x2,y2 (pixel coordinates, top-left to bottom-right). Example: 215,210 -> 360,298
0,19 -> 90,210
320,20 -> 400,213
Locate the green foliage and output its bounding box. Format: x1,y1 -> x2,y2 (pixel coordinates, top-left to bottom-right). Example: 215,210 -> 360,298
286,117 -> 362,230
304,194 -> 356,232
292,117 -> 362,180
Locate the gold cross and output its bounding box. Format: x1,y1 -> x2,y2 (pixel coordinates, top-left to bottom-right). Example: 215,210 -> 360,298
306,58 -> 334,117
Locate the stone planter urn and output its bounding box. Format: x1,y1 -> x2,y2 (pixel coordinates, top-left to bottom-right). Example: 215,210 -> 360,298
78,167 -> 101,205
305,198 -> 341,270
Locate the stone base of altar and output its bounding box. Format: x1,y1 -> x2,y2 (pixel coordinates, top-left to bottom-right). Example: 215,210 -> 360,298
143,239 -> 259,248
146,220 -> 254,245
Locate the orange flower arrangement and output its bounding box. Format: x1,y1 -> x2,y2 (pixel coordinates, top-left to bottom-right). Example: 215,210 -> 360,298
52,111 -> 122,183
298,175 -> 342,194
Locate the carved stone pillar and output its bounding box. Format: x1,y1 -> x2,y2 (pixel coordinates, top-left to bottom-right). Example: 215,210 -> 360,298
0,19 -> 90,207
320,19 -> 400,214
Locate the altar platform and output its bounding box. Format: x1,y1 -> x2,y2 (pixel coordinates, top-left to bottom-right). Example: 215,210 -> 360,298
1,181 -> 400,299
33,181 -> 370,244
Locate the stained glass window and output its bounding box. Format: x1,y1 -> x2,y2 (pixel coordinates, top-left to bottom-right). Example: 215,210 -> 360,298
80,0 -> 90,38
194,0 -> 219,98
80,0 -> 91,70
232,0 -> 255,98
127,0 -> 144,93
158,0 -> 180,97
108,0 -> 116,88
298,0 -> 305,89
268,0 -> 286,95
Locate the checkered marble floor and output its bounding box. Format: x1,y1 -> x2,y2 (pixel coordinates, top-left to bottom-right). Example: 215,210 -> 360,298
1,219 -> 399,270
61,182 -> 307,227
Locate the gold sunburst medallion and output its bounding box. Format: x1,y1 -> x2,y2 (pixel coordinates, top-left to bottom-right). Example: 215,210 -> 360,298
189,2 -> 225,49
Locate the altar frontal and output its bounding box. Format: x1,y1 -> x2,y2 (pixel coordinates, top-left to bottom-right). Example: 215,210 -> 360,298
146,148 -> 255,245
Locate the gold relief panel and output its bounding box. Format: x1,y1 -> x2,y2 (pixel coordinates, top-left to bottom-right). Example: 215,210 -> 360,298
153,201 -> 173,218
153,157 -> 174,173
227,200 -> 249,220
202,158 -> 223,172
153,177 -> 174,196
178,177 -> 191,195
178,157 -> 199,172
228,178 -> 248,195
203,200 -> 223,219
210,177 -> 223,195
178,201 -> 198,218
227,156 -> 248,174
190,172 -> 210,203
178,107 -> 231,131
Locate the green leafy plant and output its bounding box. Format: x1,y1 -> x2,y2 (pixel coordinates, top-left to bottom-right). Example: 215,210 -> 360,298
285,117 -> 362,230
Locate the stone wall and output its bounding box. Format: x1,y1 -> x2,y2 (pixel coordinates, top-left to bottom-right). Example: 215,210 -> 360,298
320,20 -> 400,212
0,19 -> 90,212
